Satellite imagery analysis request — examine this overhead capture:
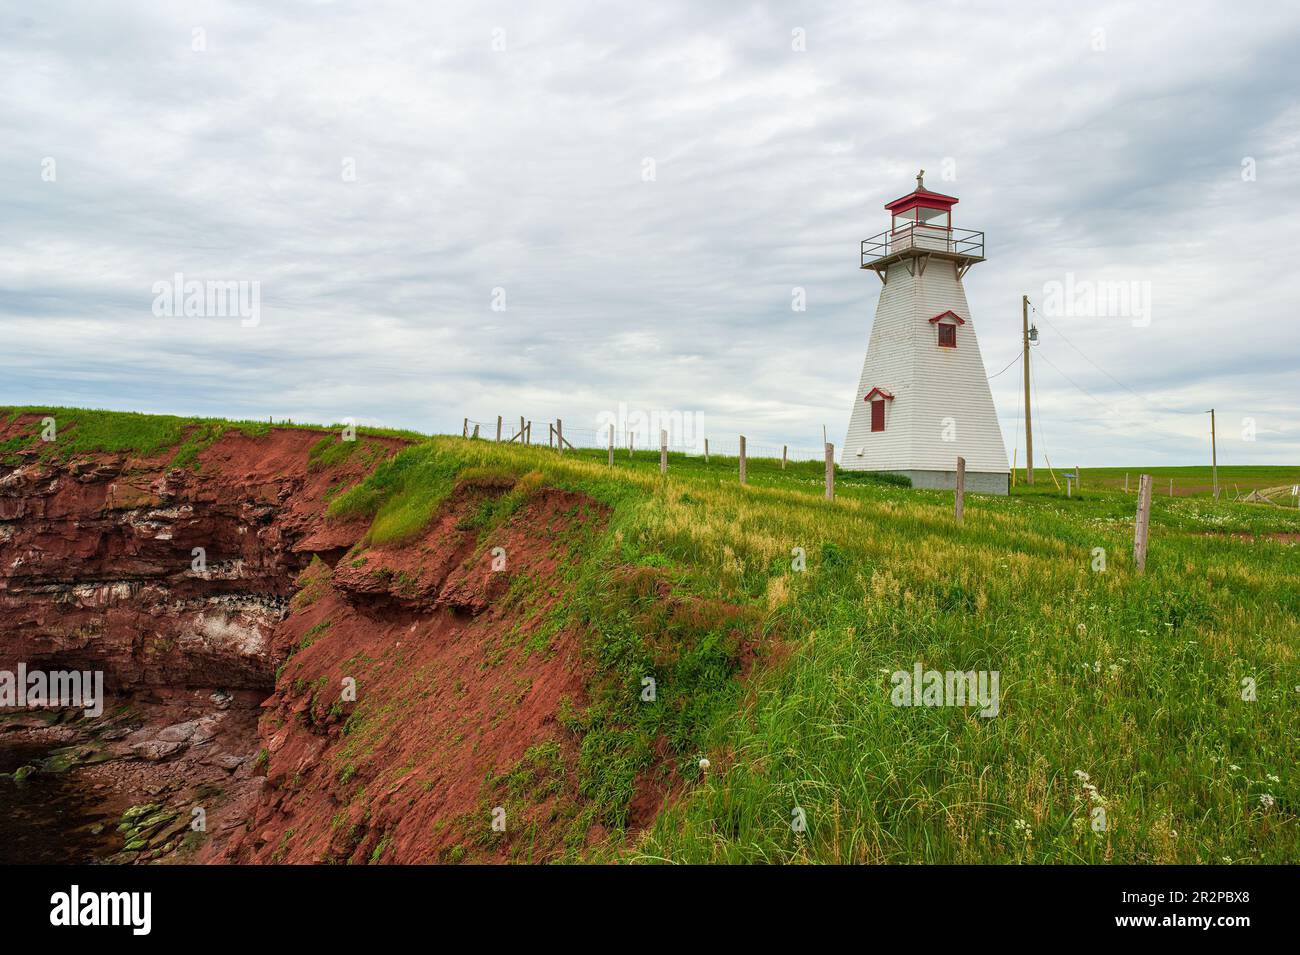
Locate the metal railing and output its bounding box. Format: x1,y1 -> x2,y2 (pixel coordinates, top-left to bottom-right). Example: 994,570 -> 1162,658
861,223 -> 984,267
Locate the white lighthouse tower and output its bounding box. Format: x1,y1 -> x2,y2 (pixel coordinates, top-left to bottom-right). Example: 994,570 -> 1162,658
843,171 -> 1009,494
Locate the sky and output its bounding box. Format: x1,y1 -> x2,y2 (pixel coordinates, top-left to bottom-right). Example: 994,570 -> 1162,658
3,0 -> 1299,466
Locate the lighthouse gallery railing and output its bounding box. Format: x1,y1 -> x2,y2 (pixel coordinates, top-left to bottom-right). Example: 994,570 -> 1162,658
860,223 -> 984,267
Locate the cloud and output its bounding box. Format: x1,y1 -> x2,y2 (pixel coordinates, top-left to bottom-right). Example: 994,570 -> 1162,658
2,0 -> 1298,464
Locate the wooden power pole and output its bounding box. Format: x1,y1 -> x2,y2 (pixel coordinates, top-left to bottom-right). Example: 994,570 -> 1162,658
1209,408 -> 1218,499
1022,295 -> 1034,486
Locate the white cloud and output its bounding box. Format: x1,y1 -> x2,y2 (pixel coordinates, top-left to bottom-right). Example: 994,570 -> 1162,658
2,0 -> 1298,464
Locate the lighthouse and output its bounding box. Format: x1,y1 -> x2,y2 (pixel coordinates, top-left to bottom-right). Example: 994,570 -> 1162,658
843,171 -> 1009,495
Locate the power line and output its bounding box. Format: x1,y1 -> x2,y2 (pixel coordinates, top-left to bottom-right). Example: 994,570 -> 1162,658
986,348 -> 1025,381
1025,298 -> 1182,415
1034,346 -> 1119,414
1031,340 -> 1048,462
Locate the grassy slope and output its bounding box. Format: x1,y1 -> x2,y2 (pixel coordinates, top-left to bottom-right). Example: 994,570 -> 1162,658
0,406 -> 424,469
1016,464 -> 1300,498
6,407 -> 1296,863
330,437 -> 1299,864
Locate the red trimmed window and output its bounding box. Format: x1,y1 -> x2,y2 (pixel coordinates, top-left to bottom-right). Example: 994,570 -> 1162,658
871,400 -> 885,432
937,323 -> 956,348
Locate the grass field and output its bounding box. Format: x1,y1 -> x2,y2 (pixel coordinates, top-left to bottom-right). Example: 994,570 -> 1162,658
333,435 -> 1299,864
6,407 -> 1298,863
1016,464 -> 1300,501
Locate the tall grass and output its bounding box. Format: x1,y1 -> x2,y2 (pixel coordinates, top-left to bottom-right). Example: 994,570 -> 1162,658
331,435 -> 1299,863
8,409 -> 1291,861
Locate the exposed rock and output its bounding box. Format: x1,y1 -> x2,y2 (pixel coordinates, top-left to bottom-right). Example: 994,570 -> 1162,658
129,739 -> 186,761
155,720 -> 199,742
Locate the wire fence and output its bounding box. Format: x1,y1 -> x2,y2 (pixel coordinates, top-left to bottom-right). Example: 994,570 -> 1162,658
462,416 -> 830,463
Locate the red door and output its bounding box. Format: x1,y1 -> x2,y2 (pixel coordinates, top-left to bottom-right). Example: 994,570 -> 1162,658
871,400 -> 885,432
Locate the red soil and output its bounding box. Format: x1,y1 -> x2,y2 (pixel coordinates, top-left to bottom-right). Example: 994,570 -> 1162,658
219,481 -> 608,864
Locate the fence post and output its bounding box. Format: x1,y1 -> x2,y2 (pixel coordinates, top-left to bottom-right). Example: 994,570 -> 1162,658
1076,465 -> 1081,491
782,445 -> 788,470
520,416 -> 525,444
608,424 -> 614,466
462,418 -> 468,439
526,421 -> 531,445
471,423 -> 480,439
628,433 -> 633,458
1169,478 -> 1174,497
557,419 -> 564,454
1133,473 -> 1153,573
825,443 -> 835,500
660,430 -> 667,474
704,438 -> 709,463
955,456 -> 965,522
548,423 -> 554,449
496,416 -> 502,441
1124,473 -> 1130,493
739,436 -> 747,485
1066,478 -> 1072,498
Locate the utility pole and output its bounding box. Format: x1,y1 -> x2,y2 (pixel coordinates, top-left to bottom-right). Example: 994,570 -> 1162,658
1023,295 -> 1034,485
1208,408 -> 1218,499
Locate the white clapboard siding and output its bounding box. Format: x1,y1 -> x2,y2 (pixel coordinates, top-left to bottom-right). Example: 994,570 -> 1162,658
843,258 -> 1008,476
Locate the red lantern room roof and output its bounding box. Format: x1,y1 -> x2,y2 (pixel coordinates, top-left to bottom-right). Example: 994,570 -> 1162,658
884,169 -> 958,215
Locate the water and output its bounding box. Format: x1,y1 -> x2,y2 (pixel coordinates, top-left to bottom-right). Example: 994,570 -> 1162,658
0,739 -> 121,864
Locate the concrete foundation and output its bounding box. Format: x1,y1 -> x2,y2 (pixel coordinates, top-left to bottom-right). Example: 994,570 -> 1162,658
892,469 -> 1009,496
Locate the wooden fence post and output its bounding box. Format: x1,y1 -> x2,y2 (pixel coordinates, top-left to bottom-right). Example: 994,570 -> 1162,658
1125,473 -> 1130,493
660,430 -> 668,474
520,416 -> 525,444
556,419 -> 564,454
462,418 -> 468,439
1066,478 -> 1072,498
739,436 -> 747,485
782,445 -> 788,470
526,421 -> 531,445
1169,478 -> 1174,497
608,424 -> 614,466
825,443 -> 835,500
955,456 -> 965,522
1133,473 -> 1153,573
548,423 -> 554,449
1076,465 -> 1081,491
496,415 -> 502,442
471,423 -> 480,439
704,438 -> 709,463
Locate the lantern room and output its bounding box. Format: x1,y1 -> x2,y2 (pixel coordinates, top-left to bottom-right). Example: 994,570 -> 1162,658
885,170 -> 958,234
860,170 -> 985,279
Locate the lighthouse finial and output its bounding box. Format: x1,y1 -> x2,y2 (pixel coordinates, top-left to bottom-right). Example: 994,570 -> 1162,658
916,168 -> 925,190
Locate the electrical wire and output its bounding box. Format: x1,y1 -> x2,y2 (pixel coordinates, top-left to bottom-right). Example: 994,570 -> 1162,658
1025,298 -> 1183,415
986,348 -> 1025,381
1033,347 -> 1115,414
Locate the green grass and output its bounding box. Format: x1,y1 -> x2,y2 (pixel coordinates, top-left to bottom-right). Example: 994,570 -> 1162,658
1015,464 -> 1300,500
0,406 -> 423,470
328,435 -> 1300,864
6,410 -> 1295,863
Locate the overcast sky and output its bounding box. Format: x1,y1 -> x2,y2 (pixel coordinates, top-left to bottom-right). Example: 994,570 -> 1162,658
3,0 -> 1298,466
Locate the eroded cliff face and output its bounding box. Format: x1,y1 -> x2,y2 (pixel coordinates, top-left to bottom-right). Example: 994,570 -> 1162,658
218,480 -> 609,864
0,416 -> 628,863
0,415 -> 405,862
0,421 -> 399,689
